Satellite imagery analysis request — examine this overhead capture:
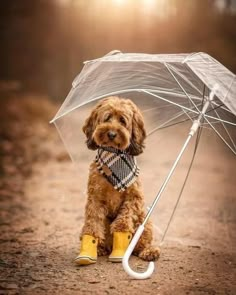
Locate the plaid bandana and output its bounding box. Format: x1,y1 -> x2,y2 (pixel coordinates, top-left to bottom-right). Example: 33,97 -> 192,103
95,147 -> 140,192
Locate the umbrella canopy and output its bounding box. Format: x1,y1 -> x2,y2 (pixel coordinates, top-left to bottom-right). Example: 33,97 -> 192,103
50,51 -> 236,248
51,51 -> 236,120
51,51 -> 236,155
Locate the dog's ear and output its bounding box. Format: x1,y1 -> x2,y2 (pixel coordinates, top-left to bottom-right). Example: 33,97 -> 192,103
128,105 -> 146,156
83,98 -> 111,150
82,108 -> 99,150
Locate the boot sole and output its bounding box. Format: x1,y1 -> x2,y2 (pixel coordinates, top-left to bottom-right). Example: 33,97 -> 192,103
108,256 -> 123,263
74,256 -> 97,265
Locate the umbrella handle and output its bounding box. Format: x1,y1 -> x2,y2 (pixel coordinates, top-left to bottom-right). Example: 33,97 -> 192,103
122,225 -> 155,280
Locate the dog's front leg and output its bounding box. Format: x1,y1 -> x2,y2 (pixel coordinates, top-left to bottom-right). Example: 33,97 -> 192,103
108,191 -> 143,262
75,197 -> 107,265
110,191 -> 143,233
109,192 -> 160,262
81,197 -> 107,242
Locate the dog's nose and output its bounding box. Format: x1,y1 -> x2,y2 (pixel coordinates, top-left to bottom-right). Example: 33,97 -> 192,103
108,131 -> 117,140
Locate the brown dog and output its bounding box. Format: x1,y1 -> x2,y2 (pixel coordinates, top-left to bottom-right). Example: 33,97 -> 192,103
75,96 -> 160,265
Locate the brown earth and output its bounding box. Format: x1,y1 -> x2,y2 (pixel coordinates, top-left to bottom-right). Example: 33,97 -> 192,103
0,94 -> 236,295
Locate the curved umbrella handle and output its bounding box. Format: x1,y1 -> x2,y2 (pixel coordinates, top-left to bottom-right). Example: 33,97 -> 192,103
122,225 -> 155,279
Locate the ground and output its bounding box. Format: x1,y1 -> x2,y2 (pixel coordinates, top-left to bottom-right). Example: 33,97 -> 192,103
0,94 -> 235,295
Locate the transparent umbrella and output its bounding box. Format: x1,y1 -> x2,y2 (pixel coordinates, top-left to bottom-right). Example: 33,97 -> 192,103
50,51 -> 236,279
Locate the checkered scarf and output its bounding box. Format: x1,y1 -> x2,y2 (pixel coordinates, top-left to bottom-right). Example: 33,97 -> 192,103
95,147 -> 140,192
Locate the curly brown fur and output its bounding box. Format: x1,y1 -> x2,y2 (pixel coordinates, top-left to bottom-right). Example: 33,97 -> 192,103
80,96 -> 160,261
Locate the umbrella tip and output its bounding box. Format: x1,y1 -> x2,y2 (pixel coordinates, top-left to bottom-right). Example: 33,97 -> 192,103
83,50 -> 122,65
106,50 -> 122,56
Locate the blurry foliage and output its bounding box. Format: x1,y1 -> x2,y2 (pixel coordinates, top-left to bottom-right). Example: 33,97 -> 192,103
0,94 -> 56,196
0,0 -> 235,100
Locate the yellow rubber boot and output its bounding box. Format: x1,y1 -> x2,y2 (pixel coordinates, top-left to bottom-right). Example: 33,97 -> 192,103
109,232 -> 132,262
74,235 -> 98,265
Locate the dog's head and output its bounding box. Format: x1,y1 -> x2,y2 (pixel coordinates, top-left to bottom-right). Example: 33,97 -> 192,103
82,96 -> 146,155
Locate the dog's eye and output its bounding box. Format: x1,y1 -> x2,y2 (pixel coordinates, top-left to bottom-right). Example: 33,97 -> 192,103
119,116 -> 126,126
104,114 -> 112,122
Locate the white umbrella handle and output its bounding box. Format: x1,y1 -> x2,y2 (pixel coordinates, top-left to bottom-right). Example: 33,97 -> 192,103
122,225 -> 155,279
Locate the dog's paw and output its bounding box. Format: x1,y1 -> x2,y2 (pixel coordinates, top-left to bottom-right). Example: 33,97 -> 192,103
138,246 -> 160,261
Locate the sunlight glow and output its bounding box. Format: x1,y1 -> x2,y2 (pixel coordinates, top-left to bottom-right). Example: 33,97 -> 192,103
142,0 -> 157,8
56,0 -> 173,19
141,0 -> 168,18
112,0 -> 126,6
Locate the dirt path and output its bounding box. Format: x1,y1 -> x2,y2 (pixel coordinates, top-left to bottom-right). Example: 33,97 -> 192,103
0,95 -> 236,295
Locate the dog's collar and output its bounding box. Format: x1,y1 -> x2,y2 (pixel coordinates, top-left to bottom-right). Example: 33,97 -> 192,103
95,147 -> 140,192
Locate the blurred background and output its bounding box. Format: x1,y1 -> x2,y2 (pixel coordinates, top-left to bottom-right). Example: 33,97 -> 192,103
0,0 -> 236,99
0,1 -> 236,293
